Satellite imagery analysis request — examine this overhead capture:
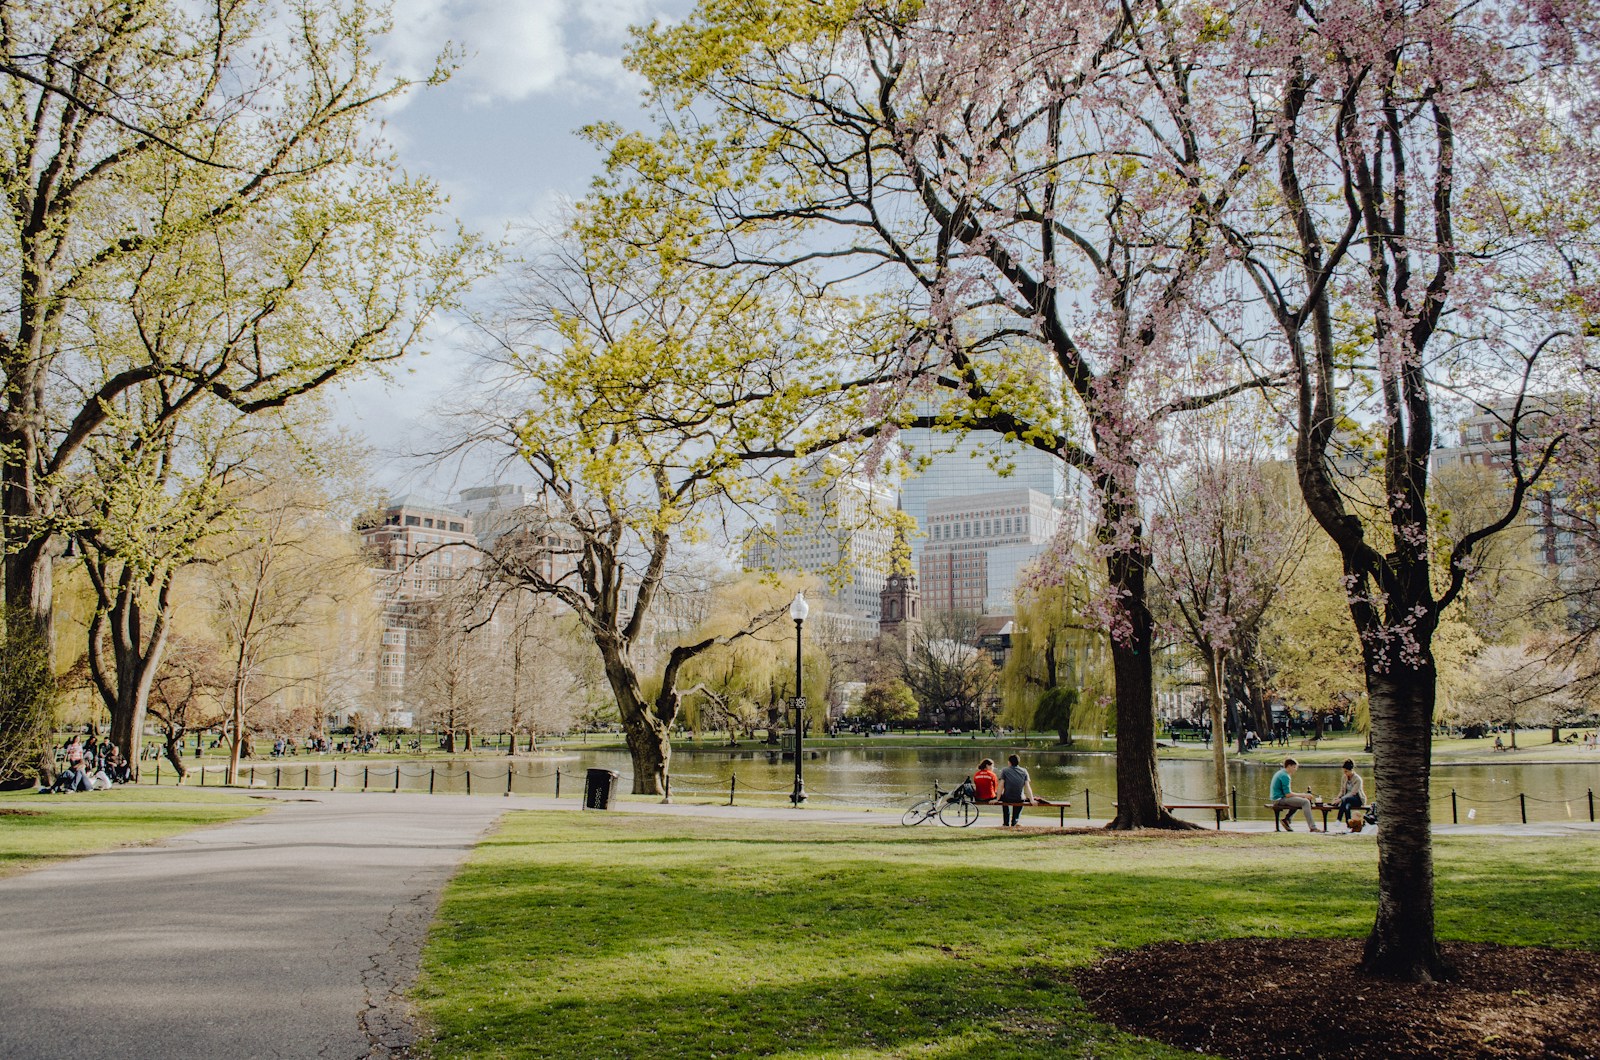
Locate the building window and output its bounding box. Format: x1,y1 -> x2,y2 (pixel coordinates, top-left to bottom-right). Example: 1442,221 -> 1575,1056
404,516 -> 420,526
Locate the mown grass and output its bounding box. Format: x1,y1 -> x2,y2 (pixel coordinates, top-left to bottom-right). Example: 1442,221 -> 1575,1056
413,814 -> 1600,1059
0,787 -> 264,878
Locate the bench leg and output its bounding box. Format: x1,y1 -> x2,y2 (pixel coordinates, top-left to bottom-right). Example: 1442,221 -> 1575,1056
1214,809 -> 1224,830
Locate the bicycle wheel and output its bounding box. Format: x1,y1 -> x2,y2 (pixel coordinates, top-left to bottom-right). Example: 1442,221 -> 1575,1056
902,799 -> 936,826
940,798 -> 978,827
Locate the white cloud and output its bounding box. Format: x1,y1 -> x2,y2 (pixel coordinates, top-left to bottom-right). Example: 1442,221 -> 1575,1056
379,0 -> 673,105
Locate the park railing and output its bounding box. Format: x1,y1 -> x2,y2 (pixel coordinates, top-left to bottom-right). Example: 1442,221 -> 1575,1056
132,761 -> 1600,827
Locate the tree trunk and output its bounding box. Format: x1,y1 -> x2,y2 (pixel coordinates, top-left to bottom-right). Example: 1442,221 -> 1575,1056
595,638 -> 672,796
621,713 -> 670,796
1104,534 -> 1193,830
227,692 -> 245,786
1206,650 -> 1229,809
164,737 -> 188,783
1361,666 -> 1451,981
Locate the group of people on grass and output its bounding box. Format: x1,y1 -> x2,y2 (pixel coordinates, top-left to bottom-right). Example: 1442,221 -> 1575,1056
1271,757 -> 1366,832
42,734 -> 131,793
967,755 -> 1037,827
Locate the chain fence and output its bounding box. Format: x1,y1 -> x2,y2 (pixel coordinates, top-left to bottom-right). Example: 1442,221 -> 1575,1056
130,760 -> 1598,827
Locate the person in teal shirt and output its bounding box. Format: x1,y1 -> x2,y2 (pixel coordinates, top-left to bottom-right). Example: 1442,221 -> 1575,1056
1270,757 -> 1320,831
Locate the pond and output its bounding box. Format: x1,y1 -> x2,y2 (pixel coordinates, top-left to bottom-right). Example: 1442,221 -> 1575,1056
218,744 -> 1600,826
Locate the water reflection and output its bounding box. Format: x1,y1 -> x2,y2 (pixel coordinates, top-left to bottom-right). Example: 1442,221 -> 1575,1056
242,745 -> 1599,826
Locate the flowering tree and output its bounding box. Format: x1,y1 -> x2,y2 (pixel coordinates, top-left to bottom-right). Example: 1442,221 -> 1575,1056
1215,0 -> 1599,978
1149,405 -> 1307,803
605,0 -> 1283,827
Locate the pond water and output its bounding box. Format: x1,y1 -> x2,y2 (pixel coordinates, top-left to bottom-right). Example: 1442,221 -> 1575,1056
225,744 -> 1600,826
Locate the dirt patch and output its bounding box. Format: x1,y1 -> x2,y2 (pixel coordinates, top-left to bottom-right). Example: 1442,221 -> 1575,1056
0,807 -> 42,817
1077,938 -> 1600,1059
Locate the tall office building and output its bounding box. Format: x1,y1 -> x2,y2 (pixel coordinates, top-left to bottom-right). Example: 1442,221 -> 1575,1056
898,414 -> 1073,614
1432,398 -> 1578,568
354,496 -> 479,722
742,456 -> 895,640
919,487 -> 1064,614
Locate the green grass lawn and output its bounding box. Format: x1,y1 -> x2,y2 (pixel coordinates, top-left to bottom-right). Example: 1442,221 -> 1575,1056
0,787 -> 264,878
413,814 -> 1600,1059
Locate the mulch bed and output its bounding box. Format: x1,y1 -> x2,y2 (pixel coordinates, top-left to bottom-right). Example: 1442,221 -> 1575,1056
0,807 -> 42,816
1077,938 -> 1600,1059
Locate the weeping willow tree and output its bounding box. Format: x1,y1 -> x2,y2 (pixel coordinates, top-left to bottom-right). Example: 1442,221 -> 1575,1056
1001,552 -> 1111,743
0,604 -> 56,786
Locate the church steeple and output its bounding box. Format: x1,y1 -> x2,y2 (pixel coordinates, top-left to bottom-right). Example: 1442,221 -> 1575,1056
879,494 -> 921,647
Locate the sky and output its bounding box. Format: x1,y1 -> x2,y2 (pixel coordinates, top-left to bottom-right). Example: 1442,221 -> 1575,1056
330,0 -> 693,500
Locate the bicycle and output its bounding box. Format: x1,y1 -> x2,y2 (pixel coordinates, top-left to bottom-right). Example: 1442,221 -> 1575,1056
901,781 -> 979,827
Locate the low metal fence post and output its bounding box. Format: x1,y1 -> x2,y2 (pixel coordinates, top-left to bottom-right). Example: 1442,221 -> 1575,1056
1084,788 -> 1091,820
1452,789 -> 1458,825
466,768 -> 472,796
507,766 -> 514,797
554,771 -> 560,799
276,766 -> 281,788
394,767 -> 401,793
332,766 -> 339,790
200,765 -> 206,787
729,774 -> 737,806
1230,785 -> 1237,820
249,766 -> 255,788
428,767 -> 435,795
1590,788 -> 1595,823
1520,792 -> 1527,824
363,766 -> 369,791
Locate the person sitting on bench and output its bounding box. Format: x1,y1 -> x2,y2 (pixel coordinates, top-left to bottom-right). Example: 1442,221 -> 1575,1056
972,759 -> 999,803
1270,757 -> 1321,832
1334,759 -> 1365,827
999,754 -> 1036,827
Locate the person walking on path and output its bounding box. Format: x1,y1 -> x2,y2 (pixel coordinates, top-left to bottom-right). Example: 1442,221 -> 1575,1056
999,754 -> 1035,827
1271,758 -> 1321,832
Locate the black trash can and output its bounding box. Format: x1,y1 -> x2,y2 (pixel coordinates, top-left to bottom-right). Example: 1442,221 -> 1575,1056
584,768 -> 619,810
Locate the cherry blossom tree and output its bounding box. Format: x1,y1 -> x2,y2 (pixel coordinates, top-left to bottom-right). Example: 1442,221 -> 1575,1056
1149,404 -> 1307,804
604,0 -> 1282,827
1215,0 -> 1599,978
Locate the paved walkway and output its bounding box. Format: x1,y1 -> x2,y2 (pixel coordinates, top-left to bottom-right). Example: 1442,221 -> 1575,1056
0,793 -> 503,1060
3,790 -> 1595,1060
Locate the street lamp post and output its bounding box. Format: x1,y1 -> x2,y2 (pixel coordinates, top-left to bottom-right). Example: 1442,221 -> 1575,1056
790,591 -> 809,805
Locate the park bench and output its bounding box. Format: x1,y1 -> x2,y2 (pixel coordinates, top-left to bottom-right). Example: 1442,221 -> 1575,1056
1162,801 -> 1230,829
1115,801 -> 1231,828
1167,724 -> 1208,743
991,799 -> 1073,826
1267,800 -> 1359,831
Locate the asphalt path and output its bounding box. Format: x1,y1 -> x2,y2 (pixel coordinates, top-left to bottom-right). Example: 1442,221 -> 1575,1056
2,787 -> 1594,1060
0,793 -> 504,1060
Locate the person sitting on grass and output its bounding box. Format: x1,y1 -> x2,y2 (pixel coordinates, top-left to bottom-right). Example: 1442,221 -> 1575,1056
971,759 -> 999,802
1270,757 -> 1321,832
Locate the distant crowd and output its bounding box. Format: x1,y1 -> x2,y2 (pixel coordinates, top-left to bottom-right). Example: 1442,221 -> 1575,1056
41,734 -> 130,793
